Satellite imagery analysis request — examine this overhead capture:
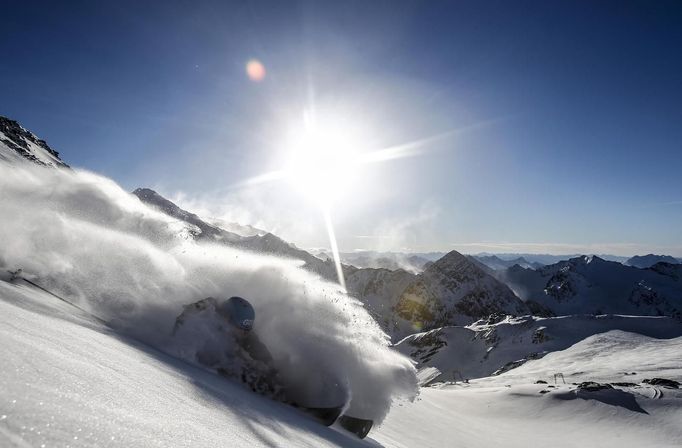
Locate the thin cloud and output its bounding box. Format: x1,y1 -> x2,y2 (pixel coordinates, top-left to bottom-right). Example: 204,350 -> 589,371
450,241 -> 682,257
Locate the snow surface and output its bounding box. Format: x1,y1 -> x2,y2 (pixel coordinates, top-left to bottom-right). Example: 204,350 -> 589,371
376,331 -> 682,448
0,281 -> 371,447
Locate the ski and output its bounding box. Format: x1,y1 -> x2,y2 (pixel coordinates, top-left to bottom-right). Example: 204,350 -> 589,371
290,404 -> 344,427
338,415 -> 374,439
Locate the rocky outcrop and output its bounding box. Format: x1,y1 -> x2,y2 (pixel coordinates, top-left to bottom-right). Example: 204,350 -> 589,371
0,116 -> 69,167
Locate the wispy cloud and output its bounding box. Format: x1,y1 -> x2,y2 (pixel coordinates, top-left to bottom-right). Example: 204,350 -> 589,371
450,241 -> 682,257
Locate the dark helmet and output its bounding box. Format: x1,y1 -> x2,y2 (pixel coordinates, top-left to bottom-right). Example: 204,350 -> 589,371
217,296 -> 255,331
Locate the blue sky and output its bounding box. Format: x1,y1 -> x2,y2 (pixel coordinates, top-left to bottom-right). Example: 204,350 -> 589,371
2,1 -> 681,255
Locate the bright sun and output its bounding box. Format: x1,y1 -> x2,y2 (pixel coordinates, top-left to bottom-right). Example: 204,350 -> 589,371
240,107 -> 437,291
283,117 -> 363,205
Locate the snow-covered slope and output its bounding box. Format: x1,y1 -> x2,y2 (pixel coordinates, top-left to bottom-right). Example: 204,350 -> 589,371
7,277 -> 680,448
375,330 -> 682,448
132,187 -> 346,282
0,281 -> 373,447
394,314 -> 682,385
0,116 -> 68,168
626,254 -> 681,268
207,217 -> 267,238
132,188 -> 244,243
499,255 -> 682,319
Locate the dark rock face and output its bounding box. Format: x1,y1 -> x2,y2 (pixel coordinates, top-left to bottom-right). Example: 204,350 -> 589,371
492,353 -> 542,376
0,116 -> 69,167
394,251 -> 530,331
406,329 -> 448,364
642,378 -> 680,388
577,382 -> 614,392
532,326 -> 551,344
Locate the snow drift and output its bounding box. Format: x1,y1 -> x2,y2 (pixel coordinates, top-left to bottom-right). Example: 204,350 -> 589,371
0,163 -> 418,422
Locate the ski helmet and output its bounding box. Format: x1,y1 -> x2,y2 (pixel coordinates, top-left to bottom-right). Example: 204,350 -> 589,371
218,296 -> 255,331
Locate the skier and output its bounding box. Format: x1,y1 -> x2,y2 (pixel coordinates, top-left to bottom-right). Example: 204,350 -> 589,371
172,296 -> 373,437
172,296 -> 281,397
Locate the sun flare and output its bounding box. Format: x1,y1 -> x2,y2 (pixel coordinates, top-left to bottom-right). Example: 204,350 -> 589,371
283,118 -> 363,205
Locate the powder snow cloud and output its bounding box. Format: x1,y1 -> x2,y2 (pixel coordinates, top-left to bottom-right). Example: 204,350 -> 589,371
0,163 -> 418,422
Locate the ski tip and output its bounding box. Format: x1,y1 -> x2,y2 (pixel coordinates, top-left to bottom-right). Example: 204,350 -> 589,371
292,404 -> 344,427
338,415 -> 373,439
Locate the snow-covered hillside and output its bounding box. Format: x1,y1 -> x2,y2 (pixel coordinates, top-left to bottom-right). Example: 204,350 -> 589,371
5,280 -> 681,448
0,281 -> 372,447
376,330 -> 682,448
133,187 -> 346,283
394,314 -> 682,384
499,255 -> 682,318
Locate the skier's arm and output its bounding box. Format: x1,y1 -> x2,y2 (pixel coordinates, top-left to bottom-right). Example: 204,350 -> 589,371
244,332 -> 273,364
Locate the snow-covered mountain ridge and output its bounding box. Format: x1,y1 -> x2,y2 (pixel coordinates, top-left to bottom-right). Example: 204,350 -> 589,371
498,255 -> 682,319
0,116 -> 68,168
394,314 -> 682,385
132,187 -> 349,283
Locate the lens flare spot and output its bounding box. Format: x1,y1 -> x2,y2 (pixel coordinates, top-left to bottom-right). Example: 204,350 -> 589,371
246,59 -> 266,82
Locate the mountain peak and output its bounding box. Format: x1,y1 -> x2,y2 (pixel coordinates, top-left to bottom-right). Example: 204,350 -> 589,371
431,250 -> 470,267
0,116 -> 69,168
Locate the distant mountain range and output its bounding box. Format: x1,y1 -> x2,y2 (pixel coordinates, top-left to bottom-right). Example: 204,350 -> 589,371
626,254 -> 681,268
471,255 -> 543,271
477,252 -> 631,265
497,255 -> 682,319
316,250 -> 665,273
